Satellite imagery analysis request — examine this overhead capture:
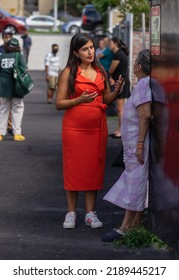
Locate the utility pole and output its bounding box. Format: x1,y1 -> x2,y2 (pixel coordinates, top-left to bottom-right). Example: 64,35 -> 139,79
64,0 -> 67,17
126,13 -> 133,92
142,13 -> 146,49
53,0 -> 58,31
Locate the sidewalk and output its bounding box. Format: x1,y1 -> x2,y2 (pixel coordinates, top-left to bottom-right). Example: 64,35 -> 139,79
0,71 -> 175,260
14,34 -> 72,70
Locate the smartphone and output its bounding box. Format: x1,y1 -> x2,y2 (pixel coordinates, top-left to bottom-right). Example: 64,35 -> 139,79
119,79 -> 125,95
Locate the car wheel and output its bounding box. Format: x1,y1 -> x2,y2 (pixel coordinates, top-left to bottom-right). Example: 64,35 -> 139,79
94,26 -> 103,35
69,25 -> 80,35
5,25 -> 17,34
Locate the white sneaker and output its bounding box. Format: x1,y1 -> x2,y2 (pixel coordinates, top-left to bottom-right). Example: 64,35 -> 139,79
63,212 -> 76,229
85,211 -> 103,228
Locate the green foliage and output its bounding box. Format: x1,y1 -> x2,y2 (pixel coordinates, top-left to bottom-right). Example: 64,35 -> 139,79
151,234 -> 169,250
116,0 -> 150,30
60,0 -> 150,30
58,0 -> 86,17
61,0 -> 119,17
114,227 -> 168,249
92,0 -> 119,13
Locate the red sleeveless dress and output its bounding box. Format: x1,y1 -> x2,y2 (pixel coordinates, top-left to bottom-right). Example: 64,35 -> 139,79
62,66 -> 108,191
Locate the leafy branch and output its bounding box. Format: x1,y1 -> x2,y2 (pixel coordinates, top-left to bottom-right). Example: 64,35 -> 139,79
114,226 -> 168,249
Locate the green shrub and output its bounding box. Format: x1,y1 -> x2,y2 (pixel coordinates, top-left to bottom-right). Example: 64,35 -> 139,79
114,226 -> 168,249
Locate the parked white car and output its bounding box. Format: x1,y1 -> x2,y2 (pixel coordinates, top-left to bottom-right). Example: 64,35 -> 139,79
62,18 -> 82,35
25,15 -> 62,30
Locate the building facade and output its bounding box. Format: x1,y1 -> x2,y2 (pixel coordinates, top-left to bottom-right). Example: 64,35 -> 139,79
0,0 -> 54,16
0,0 -> 24,16
108,7 -> 123,33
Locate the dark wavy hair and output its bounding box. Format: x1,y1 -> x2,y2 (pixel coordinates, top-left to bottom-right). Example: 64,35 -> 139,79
136,49 -> 151,75
4,44 -> 20,53
111,37 -> 129,56
65,33 -> 107,96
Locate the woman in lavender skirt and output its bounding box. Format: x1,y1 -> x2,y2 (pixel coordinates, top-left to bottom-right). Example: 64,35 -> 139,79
102,49 -> 152,242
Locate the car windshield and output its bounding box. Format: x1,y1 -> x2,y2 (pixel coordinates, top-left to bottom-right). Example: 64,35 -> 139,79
30,16 -> 54,22
44,18 -> 54,22
0,8 -> 13,18
85,10 -> 96,16
32,17 -> 44,21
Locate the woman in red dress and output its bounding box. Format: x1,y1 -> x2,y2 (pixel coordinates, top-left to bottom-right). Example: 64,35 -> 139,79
56,33 -> 123,229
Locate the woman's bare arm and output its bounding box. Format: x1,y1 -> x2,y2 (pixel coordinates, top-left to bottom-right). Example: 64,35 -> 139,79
135,101 -> 151,164
109,60 -> 119,75
103,75 -> 124,105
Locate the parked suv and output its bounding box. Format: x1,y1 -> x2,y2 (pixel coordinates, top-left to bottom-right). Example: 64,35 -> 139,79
81,4 -> 103,31
62,4 -> 103,35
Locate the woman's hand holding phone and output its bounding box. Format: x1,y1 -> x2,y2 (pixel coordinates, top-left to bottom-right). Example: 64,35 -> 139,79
79,90 -> 98,103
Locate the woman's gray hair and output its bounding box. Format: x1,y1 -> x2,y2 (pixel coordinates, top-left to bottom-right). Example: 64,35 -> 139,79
136,49 -> 150,75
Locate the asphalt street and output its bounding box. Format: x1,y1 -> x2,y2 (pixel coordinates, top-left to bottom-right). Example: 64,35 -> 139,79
0,71 -> 175,260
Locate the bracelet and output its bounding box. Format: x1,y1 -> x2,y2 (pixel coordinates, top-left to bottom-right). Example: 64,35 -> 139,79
137,146 -> 144,149
72,99 -> 76,106
137,140 -> 144,143
137,143 -> 144,149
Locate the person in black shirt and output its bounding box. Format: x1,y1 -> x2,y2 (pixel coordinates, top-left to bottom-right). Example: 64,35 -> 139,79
109,37 -> 131,138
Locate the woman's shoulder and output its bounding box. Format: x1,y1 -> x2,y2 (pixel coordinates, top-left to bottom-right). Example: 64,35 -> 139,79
118,49 -> 128,59
138,76 -> 150,88
63,67 -> 70,73
132,77 -> 151,98
59,67 -> 70,80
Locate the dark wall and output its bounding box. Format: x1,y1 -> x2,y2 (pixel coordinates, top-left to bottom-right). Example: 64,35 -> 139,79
149,0 -> 179,258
